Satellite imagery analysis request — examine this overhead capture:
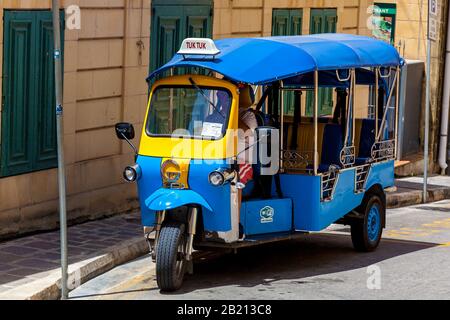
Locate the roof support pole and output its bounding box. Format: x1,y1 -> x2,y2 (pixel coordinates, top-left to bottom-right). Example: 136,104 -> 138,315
280,80 -> 284,171
314,70 -> 319,175
395,67 -> 400,158
351,69 -> 356,146
376,70 -> 398,141
344,70 -> 354,147
375,67 -> 379,142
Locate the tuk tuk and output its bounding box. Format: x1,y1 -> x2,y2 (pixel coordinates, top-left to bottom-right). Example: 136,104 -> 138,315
115,34 -> 403,291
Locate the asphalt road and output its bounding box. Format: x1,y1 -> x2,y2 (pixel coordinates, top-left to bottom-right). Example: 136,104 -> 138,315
70,200 -> 450,300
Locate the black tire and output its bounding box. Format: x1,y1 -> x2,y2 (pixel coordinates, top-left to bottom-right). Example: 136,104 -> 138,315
351,194 -> 384,252
156,222 -> 187,292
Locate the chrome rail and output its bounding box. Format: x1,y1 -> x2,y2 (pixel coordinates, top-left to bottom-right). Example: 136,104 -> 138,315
281,149 -> 314,171
340,146 -> 356,167
321,168 -> 339,201
354,164 -> 371,193
371,139 -> 396,162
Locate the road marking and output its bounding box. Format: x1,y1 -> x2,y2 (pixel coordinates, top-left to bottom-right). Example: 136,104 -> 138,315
385,216 -> 450,240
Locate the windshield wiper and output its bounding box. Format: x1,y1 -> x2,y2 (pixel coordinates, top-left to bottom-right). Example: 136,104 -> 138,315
188,77 -> 226,119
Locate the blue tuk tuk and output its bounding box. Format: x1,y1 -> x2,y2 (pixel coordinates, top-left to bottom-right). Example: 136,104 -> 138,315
115,34 -> 402,291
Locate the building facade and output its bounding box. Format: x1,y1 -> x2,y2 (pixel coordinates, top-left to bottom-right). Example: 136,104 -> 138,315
1,0 -> 440,239
374,0 -> 448,174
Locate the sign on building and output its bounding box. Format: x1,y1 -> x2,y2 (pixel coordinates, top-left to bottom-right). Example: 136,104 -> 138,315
372,3 -> 397,45
428,0 -> 439,41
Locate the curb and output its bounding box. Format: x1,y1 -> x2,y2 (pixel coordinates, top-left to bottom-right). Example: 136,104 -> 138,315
387,186 -> 450,209
0,237 -> 148,300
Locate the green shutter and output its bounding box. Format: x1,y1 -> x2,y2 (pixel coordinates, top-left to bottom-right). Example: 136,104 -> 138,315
150,3 -> 213,128
185,6 -> 211,38
272,9 -> 303,116
150,6 -> 183,73
1,10 -> 64,177
272,9 -> 290,36
306,9 -> 337,117
150,3 -> 213,72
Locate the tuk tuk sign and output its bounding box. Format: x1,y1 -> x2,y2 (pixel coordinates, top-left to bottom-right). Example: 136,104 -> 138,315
178,38 -> 220,56
428,0 -> 439,41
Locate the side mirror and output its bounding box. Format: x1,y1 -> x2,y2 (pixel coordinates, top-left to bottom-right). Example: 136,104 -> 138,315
115,122 -> 135,140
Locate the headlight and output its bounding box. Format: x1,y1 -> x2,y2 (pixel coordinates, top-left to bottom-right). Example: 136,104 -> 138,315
123,164 -> 140,182
208,168 -> 235,186
208,171 -> 225,186
161,160 -> 181,183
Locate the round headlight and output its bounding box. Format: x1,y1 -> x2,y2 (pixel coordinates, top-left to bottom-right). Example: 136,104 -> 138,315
161,160 -> 181,183
123,166 -> 137,182
208,171 -> 224,186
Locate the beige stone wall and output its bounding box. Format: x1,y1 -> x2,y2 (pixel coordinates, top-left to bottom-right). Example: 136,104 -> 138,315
0,0 -> 150,239
214,0 -> 374,38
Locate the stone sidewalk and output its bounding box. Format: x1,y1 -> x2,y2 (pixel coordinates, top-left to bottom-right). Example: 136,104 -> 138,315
0,175 -> 450,299
0,211 -> 147,300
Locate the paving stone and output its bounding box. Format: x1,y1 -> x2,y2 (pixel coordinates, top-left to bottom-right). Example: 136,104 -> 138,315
0,273 -> 22,285
0,246 -> 37,256
15,259 -> 59,270
0,264 -> 16,272
0,252 -> 23,263
25,241 -> 59,250
32,252 -> 63,262
6,267 -> 43,277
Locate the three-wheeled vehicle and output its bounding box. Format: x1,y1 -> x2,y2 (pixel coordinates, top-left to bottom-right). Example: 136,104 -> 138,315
115,34 -> 403,291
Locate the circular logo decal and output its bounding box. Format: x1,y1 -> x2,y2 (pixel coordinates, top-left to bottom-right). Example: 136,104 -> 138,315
260,206 -> 274,223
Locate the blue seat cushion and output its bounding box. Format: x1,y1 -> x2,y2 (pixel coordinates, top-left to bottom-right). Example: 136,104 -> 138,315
321,124 -> 343,167
358,119 -> 378,158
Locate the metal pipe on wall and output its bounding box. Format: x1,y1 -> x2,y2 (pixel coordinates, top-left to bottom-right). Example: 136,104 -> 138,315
438,2 -> 450,174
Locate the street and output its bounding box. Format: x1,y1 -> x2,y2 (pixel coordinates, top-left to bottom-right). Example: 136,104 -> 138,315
70,200 -> 450,300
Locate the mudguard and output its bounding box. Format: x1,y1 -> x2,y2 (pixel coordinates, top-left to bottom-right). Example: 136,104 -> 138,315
144,188 -> 213,211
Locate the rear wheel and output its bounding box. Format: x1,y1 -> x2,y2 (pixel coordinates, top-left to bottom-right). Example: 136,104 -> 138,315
351,194 -> 384,252
156,222 -> 187,291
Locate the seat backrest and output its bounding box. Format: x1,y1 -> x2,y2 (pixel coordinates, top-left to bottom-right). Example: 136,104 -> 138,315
287,123 -> 326,166
356,118 -> 378,158
321,123 -> 343,166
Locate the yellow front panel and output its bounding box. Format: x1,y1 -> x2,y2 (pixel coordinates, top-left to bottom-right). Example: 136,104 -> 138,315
160,158 -> 190,188
139,75 -> 239,159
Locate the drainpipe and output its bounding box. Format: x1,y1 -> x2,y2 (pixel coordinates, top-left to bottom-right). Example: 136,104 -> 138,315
438,2 -> 450,174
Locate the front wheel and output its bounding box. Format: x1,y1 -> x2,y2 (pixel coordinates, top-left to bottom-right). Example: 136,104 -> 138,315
351,194 -> 384,252
156,222 -> 187,291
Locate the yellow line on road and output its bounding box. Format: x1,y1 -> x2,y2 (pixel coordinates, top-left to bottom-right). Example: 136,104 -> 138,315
439,242 -> 450,248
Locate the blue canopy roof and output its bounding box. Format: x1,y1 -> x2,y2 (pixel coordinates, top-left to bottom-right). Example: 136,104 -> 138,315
148,34 -> 403,85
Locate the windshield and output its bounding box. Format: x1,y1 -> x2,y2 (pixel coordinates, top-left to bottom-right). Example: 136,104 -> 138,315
146,86 -> 232,139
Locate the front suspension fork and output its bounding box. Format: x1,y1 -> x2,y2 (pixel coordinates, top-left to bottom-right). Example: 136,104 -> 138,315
148,210 -> 165,262
147,207 -> 198,264
186,207 -> 198,261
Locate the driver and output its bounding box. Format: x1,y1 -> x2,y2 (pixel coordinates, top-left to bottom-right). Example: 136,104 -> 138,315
237,84 -> 258,185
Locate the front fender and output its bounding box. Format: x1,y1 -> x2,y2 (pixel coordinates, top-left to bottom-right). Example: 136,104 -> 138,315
144,188 -> 213,211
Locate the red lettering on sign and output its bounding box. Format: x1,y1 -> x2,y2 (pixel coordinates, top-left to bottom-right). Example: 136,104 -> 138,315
186,41 -> 207,50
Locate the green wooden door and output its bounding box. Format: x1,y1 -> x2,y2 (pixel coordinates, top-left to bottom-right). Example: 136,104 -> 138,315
150,3 -> 212,72
1,10 -> 64,177
150,2 -> 212,129
306,8 -> 337,116
272,9 -> 302,116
